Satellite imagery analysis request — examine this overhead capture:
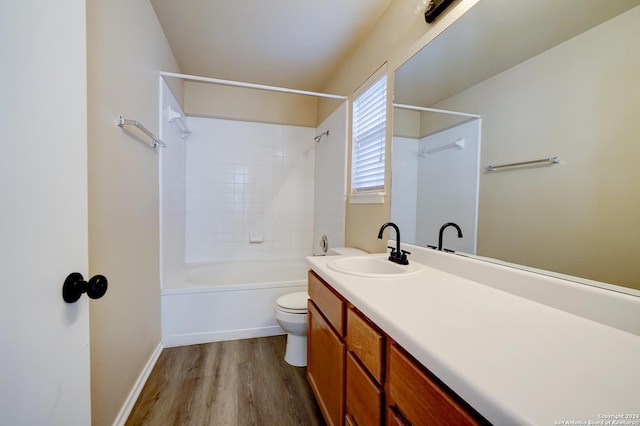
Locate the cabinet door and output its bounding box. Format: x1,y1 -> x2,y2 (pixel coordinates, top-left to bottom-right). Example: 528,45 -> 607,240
389,345 -> 482,426
346,352 -> 383,426
307,301 -> 345,426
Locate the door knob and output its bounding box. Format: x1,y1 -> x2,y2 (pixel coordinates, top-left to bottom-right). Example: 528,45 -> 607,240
62,272 -> 108,303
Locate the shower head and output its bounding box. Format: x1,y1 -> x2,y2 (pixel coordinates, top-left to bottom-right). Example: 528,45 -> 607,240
314,130 -> 329,143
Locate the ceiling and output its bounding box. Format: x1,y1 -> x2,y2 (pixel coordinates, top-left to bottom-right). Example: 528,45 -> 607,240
150,0 -> 393,93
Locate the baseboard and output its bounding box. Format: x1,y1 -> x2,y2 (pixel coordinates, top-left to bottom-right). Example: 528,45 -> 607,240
163,325 -> 284,348
112,342 -> 164,426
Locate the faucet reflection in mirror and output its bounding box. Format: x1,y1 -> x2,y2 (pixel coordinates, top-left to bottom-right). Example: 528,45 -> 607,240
438,222 -> 463,252
391,116 -> 480,254
377,222 -> 411,265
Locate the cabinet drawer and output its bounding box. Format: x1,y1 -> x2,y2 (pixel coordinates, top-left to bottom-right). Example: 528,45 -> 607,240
309,270 -> 345,336
307,301 -> 345,426
387,406 -> 410,426
346,352 -> 383,426
346,307 -> 384,384
389,345 -> 481,426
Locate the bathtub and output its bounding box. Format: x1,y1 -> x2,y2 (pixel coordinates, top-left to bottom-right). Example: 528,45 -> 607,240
161,259 -> 308,347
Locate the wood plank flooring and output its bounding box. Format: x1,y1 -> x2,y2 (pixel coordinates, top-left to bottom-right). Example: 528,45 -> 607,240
126,335 -> 325,426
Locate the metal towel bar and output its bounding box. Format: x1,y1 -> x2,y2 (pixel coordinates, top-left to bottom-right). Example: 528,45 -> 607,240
487,156 -> 560,172
117,116 -> 166,149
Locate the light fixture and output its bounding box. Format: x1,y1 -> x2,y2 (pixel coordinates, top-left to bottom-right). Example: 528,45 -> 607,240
423,0 -> 455,23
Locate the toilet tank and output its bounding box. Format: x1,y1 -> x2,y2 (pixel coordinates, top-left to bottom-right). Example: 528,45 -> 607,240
326,247 -> 366,256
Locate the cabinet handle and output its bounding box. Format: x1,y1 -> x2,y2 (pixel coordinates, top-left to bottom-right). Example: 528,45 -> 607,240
62,272 -> 108,303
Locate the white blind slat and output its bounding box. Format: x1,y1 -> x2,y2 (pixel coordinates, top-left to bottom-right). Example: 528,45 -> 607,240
352,74 -> 387,193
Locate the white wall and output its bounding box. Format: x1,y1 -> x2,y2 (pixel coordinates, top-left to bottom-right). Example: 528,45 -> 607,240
184,117 -> 315,263
86,0 -> 180,423
313,102 -> 348,254
415,119 -> 480,253
160,81 -> 187,286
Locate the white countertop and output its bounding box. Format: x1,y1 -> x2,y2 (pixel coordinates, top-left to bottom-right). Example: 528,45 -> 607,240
306,249 -> 640,425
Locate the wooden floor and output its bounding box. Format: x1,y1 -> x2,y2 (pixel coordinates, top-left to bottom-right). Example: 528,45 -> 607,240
126,335 -> 325,426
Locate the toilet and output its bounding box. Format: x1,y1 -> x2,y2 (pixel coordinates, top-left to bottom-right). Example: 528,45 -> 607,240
275,247 -> 367,367
275,291 -> 309,367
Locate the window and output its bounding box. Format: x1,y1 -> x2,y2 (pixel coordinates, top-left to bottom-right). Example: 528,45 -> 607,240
352,67 -> 387,198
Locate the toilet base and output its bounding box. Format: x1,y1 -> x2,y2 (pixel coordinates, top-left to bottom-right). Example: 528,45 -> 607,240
284,334 -> 307,367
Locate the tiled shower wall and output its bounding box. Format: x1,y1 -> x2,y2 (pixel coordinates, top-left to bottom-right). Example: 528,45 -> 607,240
415,119 -> 479,253
391,136 -> 418,244
184,117 -> 315,263
312,102 -> 347,254
391,119 -> 479,253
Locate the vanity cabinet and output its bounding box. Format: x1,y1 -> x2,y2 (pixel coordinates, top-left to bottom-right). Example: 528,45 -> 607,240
346,351 -> 383,425
345,306 -> 384,425
388,344 -> 483,425
346,307 -> 384,382
308,270 -> 485,426
307,271 -> 345,426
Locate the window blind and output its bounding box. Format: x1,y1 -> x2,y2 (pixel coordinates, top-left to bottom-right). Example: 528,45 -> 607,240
352,74 -> 387,193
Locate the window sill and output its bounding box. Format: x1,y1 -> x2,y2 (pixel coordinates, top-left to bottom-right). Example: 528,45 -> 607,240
348,192 -> 386,204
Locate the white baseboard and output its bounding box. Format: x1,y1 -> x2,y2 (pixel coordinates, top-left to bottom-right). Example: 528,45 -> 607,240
112,342 -> 164,426
163,325 -> 284,348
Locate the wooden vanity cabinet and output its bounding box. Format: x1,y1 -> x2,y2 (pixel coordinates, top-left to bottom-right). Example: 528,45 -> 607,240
308,270 -> 486,426
387,406 -> 410,426
346,351 -> 383,425
345,307 -> 384,425
388,344 -> 484,426
307,271 -> 345,426
346,307 -> 384,383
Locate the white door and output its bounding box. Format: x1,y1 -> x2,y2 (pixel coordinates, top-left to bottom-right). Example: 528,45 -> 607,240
0,0 -> 92,424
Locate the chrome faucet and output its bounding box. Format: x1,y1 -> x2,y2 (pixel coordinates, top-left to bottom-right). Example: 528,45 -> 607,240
438,222 -> 463,251
377,222 -> 410,265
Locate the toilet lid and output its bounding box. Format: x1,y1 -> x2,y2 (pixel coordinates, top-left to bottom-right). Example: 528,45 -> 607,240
277,292 -> 309,312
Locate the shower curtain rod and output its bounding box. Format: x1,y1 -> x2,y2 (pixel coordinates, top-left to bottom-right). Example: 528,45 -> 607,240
393,103 -> 481,119
160,71 -> 348,100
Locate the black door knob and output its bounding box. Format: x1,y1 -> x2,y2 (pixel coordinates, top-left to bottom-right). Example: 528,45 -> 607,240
63,272 -> 108,303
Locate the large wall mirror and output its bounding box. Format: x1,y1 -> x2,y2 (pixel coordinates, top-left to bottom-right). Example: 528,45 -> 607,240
391,0 -> 640,293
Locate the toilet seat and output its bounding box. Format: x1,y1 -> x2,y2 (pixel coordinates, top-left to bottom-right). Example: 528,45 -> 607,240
276,291 -> 308,314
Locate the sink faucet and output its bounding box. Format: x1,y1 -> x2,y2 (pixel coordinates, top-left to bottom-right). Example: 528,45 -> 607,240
438,222 -> 463,251
377,222 -> 410,265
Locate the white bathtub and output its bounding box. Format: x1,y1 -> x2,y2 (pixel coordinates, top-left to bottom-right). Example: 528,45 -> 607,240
161,259 -> 308,347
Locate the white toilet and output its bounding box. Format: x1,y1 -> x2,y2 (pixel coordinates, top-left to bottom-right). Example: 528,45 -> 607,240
275,291 -> 309,367
275,247 -> 367,367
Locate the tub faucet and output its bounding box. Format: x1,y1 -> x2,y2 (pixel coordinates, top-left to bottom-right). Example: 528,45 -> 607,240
377,222 -> 410,265
438,222 -> 463,251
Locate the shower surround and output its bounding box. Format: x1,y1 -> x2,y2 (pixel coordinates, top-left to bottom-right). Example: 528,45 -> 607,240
184,117 -> 315,263
160,113 -> 316,345
159,86 -> 348,346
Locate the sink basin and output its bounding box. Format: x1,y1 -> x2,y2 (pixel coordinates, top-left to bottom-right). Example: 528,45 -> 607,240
327,256 -> 423,278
